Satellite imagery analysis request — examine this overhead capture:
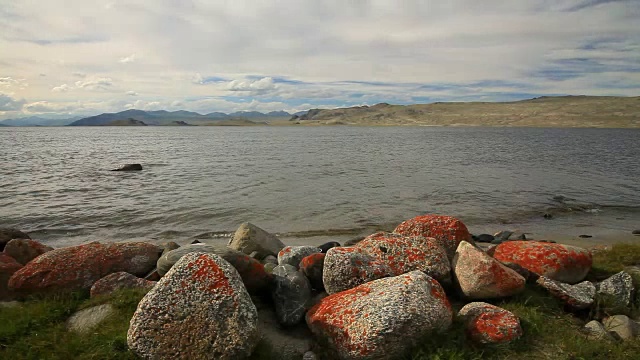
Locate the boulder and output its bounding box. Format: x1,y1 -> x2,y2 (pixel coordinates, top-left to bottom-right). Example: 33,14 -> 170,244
67,304 -> 115,334
393,214 -> 473,260
157,244 -> 272,294
602,315 -> 639,340
474,234 -> 495,243
307,271 -> 452,360
263,255 -> 277,264
597,271 -> 635,310
228,222 -> 285,258
458,302 -> 523,344
355,232 -> 451,285
127,253 -> 259,359
3,238 -> 53,265
536,277 -> 595,310
300,253 -> 326,290
322,247 -> 392,294
493,230 -> 513,242
0,253 -> 22,301
272,264 -> 313,326
453,241 -> 525,299
278,246 -> 321,269
111,163 -> 142,171
8,242 -> 160,296
318,241 -> 341,253
90,272 -> 156,298
583,320 -> 616,341
0,228 -> 30,251
493,241 -> 592,284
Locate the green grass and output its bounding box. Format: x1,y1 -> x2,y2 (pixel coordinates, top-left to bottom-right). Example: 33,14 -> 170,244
2,243 -> 640,360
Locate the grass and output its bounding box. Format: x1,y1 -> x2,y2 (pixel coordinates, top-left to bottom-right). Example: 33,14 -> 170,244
2,243 -> 640,360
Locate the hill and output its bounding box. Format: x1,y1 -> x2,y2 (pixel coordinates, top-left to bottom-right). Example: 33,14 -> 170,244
104,118 -> 147,126
293,96 -> 640,127
0,116 -> 81,126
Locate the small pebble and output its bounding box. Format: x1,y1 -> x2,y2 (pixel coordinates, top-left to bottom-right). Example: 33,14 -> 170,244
578,235 -> 593,238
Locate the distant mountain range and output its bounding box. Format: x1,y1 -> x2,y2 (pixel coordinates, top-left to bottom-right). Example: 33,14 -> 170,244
0,110 -> 297,126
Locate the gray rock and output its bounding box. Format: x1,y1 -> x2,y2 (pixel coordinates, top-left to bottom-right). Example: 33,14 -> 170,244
0,228 -> 30,251
303,351 -> 318,360
453,241 -> 525,299
272,264 -> 312,326
228,222 -> 285,258
111,163 -> 142,171
262,255 -> 277,265
603,315 -> 639,340
322,246 -> 392,294
583,320 -> 616,341
264,263 -> 277,273
67,304 -> 115,334
537,276 -> 595,310
277,246 -> 321,269
632,230 -> 640,235
257,306 -> 314,359
474,234 -> 495,243
307,271 -> 453,360
509,231 -> 527,240
3,238 -> 53,265
318,241 -> 341,253
493,230 -> 513,241
597,271 -> 635,310
127,253 -> 259,359
458,302 -> 523,344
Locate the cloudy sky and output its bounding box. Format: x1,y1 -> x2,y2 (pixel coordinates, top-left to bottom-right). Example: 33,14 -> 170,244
1,0 -> 639,119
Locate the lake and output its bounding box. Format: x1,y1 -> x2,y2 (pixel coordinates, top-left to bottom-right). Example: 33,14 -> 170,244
1,126 -> 639,248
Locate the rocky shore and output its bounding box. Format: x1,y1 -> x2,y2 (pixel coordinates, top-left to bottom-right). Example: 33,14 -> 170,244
1,215 -> 639,359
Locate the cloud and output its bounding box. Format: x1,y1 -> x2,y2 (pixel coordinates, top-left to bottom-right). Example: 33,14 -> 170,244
126,90 -> 138,96
227,77 -> 277,94
52,84 -> 71,92
74,77 -> 113,90
119,54 -> 137,63
0,93 -> 26,111
24,101 -> 76,113
0,77 -> 28,89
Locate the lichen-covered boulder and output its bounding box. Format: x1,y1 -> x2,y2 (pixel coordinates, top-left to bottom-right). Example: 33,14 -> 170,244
393,214 -> 473,260
4,238 -> 53,265
0,228 -> 30,251
8,242 -> 161,296
355,232 -> 451,284
493,241 -> 592,284
228,222 -> 285,258
307,271 -> 452,360
537,276 -> 595,310
453,241 -> 525,299
272,264 -> 313,326
1,253 -> 22,300
458,302 -> 523,344
278,246 -> 321,269
300,253 -> 326,290
90,272 -> 156,298
127,253 -> 259,359
602,315 -> 639,340
597,271 -> 635,310
157,244 -> 272,294
322,247 -> 392,294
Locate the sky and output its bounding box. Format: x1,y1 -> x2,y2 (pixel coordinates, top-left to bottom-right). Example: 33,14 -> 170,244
0,0 -> 639,119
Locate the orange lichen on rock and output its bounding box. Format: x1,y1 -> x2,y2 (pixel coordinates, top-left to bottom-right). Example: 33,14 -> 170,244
394,214 -> 473,260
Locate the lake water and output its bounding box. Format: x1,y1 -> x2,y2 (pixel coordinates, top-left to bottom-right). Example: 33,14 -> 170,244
1,126 -> 639,248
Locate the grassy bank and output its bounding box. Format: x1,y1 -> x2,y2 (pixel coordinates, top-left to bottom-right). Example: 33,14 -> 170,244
2,243 -> 639,360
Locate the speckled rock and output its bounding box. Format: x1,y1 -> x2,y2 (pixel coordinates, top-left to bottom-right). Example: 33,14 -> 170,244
263,255 -> 278,265
3,238 -> 53,265
393,214 -> 473,260
157,244 -> 272,294
8,242 -> 161,296
597,271 -> 635,310
278,246 -> 321,269
453,241 -> 525,299
1,253 -> 22,300
0,228 -> 30,251
300,253 -> 326,290
493,241 -> 592,284
67,304 -> 115,334
307,271 -> 452,360
272,264 -> 312,326
90,272 -> 156,298
127,253 -> 259,359
602,315 -> 639,340
537,276 -> 595,310
458,302 -> 523,344
583,320 -> 616,341
228,222 -> 285,258
355,232 -> 451,284
322,247 -> 392,294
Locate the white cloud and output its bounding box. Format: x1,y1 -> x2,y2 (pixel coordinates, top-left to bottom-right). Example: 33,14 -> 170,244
23,101 -> 75,113
52,84 -> 71,92
227,77 -> 277,94
0,93 -> 26,111
126,90 -> 138,96
119,54 -> 137,63
74,77 -> 113,90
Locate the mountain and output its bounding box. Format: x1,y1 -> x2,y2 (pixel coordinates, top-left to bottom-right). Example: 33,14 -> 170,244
227,111 -> 291,118
0,116 -> 80,126
104,118 -> 147,126
295,96 -> 640,128
69,109 -> 291,126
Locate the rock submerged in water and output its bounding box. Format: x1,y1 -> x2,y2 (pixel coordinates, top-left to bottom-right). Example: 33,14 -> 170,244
272,264 -> 312,326
127,253 -> 259,360
492,241 -> 592,284
394,214 -> 473,260
111,163 -> 142,171
228,222 -> 285,259
307,271 -> 452,360
458,302 -> 523,344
